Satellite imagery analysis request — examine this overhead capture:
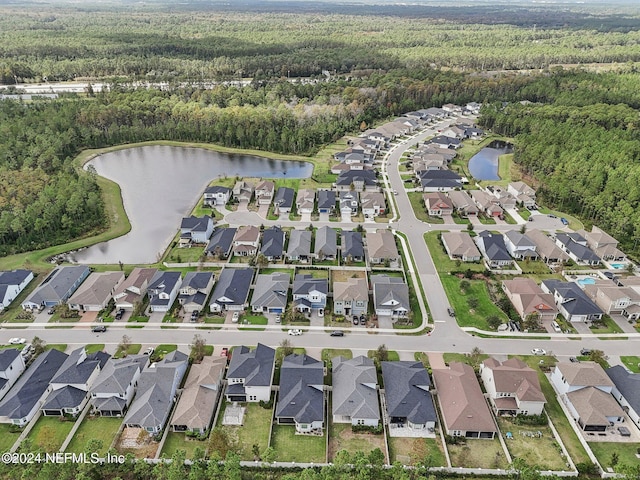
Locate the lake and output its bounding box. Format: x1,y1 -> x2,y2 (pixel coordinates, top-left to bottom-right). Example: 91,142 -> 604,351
69,145 -> 312,264
468,140 -> 513,181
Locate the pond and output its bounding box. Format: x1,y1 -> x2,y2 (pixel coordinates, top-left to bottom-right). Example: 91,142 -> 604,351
68,145 -> 312,264
468,140 -> 513,181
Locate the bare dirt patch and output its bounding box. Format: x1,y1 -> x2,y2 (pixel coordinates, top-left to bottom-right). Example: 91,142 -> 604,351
332,269 -> 366,283
328,423 -> 386,461
115,427 -> 159,459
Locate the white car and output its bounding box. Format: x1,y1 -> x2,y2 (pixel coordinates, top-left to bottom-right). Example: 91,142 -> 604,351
8,338 -> 26,345
231,311 -> 240,323
531,348 -> 546,356
287,329 -> 302,336
393,190 -> 398,195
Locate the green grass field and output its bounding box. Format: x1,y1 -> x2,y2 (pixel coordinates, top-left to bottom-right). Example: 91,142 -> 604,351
213,401 -> 273,461
408,192 -> 444,224
589,442 -> 640,472
388,437 -> 447,467
620,356 -> 640,373
271,424 -> 326,463
161,432 -> 208,460
497,418 -> 568,471
423,232 -> 485,274
65,416 -> 122,454
28,416 -> 76,452
0,424 -> 21,453
440,275 -> 508,330
448,437 -> 508,469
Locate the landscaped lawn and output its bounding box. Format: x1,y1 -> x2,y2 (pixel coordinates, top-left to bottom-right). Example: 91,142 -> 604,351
113,343 -> 141,358
296,268 -> 329,279
497,418 -> 569,471
238,315 -> 268,331
0,424 -> 21,453
166,244 -> 206,264
443,351 -> 488,366
516,260 -> 552,275
321,349 -> 353,363
329,423 -> 386,461
589,442 -> 640,472
85,344 -> 105,354
448,437 -> 508,469
154,344 -> 177,359
440,275 -> 508,330
424,232 -> 485,274
367,349 -> 400,362
388,437 -> 447,467
408,192 -> 444,224
271,424 -> 325,463
213,401 -> 272,461
161,432 -> 208,459
45,344 -> 67,352
620,356 -> 640,373
589,316 -> 624,334
65,416 -> 122,454
28,416 -> 76,452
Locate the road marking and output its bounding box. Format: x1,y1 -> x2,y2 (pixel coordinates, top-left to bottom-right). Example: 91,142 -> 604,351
435,320 -> 447,323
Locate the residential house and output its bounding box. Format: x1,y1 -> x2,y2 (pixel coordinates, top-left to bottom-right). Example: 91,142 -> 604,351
0,270 -> 34,311
68,271 -> 125,312
179,216 -> 214,246
367,230 -> 400,266
341,231 -> 364,263
418,170 -> 463,192
423,192 -> 454,216
441,232 -> 481,262
416,145 -> 456,162
382,361 -> 436,435
287,230 -> 312,263
442,103 -> 462,115
463,126 -> 484,138
606,365 -> 640,430
295,189 -> 316,214
470,190 -> 503,218
232,225 -> 261,257
203,186 -> 232,207
276,354 -> 324,434
413,156 -> 447,173
363,130 -> 391,147
205,227 -> 237,259
255,180 -> 275,205
314,226 -> 338,261
360,192 -> 386,219
333,277 -> 368,316
260,226 -> 286,262
555,233 -> 601,266
583,280 -> 640,315
335,170 -> 378,192
508,182 -> 536,206
251,272 -> 289,314
273,187 -> 295,215
148,271 -> 182,313
480,357 -> 546,416
22,265 -> 90,310
330,160 -> 371,174
113,267 -> 157,311
339,191 -> 359,218
428,135 -> 461,149
447,190 -> 479,217
502,278 -> 558,321
0,349 -> 68,426
42,347 -> 110,417
332,356 -> 379,426
178,271 -> 215,313
232,180 -> 254,203
433,362 -> 496,439
371,275 -> 409,319
90,355 -> 149,417
209,268 -> 253,313
0,349 -> 26,402
618,276 -> 640,321
170,356 -> 227,434
226,344 -> 275,403
124,351 -> 189,434
475,231 -> 512,268
580,226 -> 626,262
418,107 -> 446,119
292,274 -> 328,314
527,229 -> 569,265
465,102 -> 482,115
441,125 -> 467,139
541,280 -> 603,323
504,231 -> 538,260
551,362 -> 624,432
487,186 -> 517,210
317,190 -> 336,214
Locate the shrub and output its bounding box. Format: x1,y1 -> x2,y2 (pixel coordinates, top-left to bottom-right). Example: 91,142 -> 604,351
352,424 -> 383,435
259,399 -> 273,409
511,412 -> 547,426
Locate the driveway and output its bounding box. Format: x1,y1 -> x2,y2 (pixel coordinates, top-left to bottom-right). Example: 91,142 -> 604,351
469,215 -> 482,226
319,213 -> 330,222
442,214 -> 454,223
148,312 -> 165,324
506,208 -> 527,225
300,212 -> 312,223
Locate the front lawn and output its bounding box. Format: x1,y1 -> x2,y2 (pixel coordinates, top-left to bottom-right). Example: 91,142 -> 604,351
388,437 -> 447,467
440,275 -> 508,330
620,356 -> 640,373
113,343 -> 141,358
589,316 -> 624,334
85,344 -> 105,354
448,437 -> 508,469
424,232 -> 485,274
0,424 -> 21,453
161,432 -> 207,460
154,344 -> 177,359
589,442 -> 640,472
28,416 -> 76,452
238,315 -> 268,331
271,424 -> 325,463
65,416 -> 122,454
367,349 -> 400,362
408,192 -> 444,224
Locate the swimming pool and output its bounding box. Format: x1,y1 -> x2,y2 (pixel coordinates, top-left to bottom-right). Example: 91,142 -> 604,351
577,278 -> 596,286
610,263 -> 626,269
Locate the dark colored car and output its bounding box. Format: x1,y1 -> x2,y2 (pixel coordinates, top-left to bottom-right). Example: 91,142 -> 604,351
580,348 -> 592,356
352,315 -> 359,325
360,315 -> 367,325
92,325 -> 107,333
447,307 -> 455,317
330,330 -> 344,337
115,308 -> 125,320
560,217 -> 569,225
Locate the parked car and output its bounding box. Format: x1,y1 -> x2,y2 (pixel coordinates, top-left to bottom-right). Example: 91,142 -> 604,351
330,330 -> 344,337
47,308 -> 55,315
231,311 -> 240,323
92,325 -> 107,333
551,321 -> 561,333
547,214 -> 557,219
190,310 -> 199,322
360,315 -> 367,325
287,329 -> 302,336
580,348 -> 592,356
569,356 -> 579,363
115,308 -> 125,320
393,190 -> 398,195
531,348 -> 546,356
220,347 -> 229,357
8,338 -> 26,345
275,313 -> 281,323
352,315 -> 359,325
560,217 -> 569,225
143,347 -> 155,356
318,308 -> 324,318
20,344 -> 33,359
447,307 -> 455,317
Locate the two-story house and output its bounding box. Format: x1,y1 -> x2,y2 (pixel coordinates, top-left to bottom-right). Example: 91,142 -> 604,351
293,274 -> 328,314
226,344 -> 275,403
90,355 -> 150,417
179,215 -> 214,246
0,270 -> 34,311
178,271 -> 215,313
113,268 -> 157,311
203,186 -> 231,207
148,271 -> 182,313
232,225 -> 261,257
333,277 -> 368,316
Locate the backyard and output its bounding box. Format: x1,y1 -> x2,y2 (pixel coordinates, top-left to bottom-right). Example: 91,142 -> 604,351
0,424 -> 21,453
28,416 -> 76,452
161,432 -> 207,459
388,437 -> 447,467
588,442 -> 640,472
328,423 -> 387,462
271,424 -> 326,463
448,437 -> 509,469
213,401 -> 272,461
65,416 -> 122,454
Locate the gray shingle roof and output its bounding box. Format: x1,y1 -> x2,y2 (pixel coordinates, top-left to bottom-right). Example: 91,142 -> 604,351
342,231 -> 364,259
182,272 -> 213,291
287,230 -> 312,258
206,227 -> 236,255
276,354 -> 324,424
542,280 -> 603,316
24,265 -> 89,307
382,361 -> 436,424
0,349 -> 68,420
556,233 -> 601,263
180,215 -> 212,232
371,275 -> 410,312
227,344 -> 275,387
204,186 -> 231,195
51,347 -> 109,385
210,268 -> 253,307
0,349 -> 20,371
261,227 -> 285,257
42,386 -> 87,411
477,231 -> 512,261
332,356 -> 379,421
274,187 -> 294,209
251,273 -> 289,311
148,271 -> 182,308
315,226 -> 337,257
606,365 -> 640,415
0,270 -> 32,287
293,274 -> 328,296
90,355 -> 149,396
317,190 -> 336,210
336,170 -> 377,187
